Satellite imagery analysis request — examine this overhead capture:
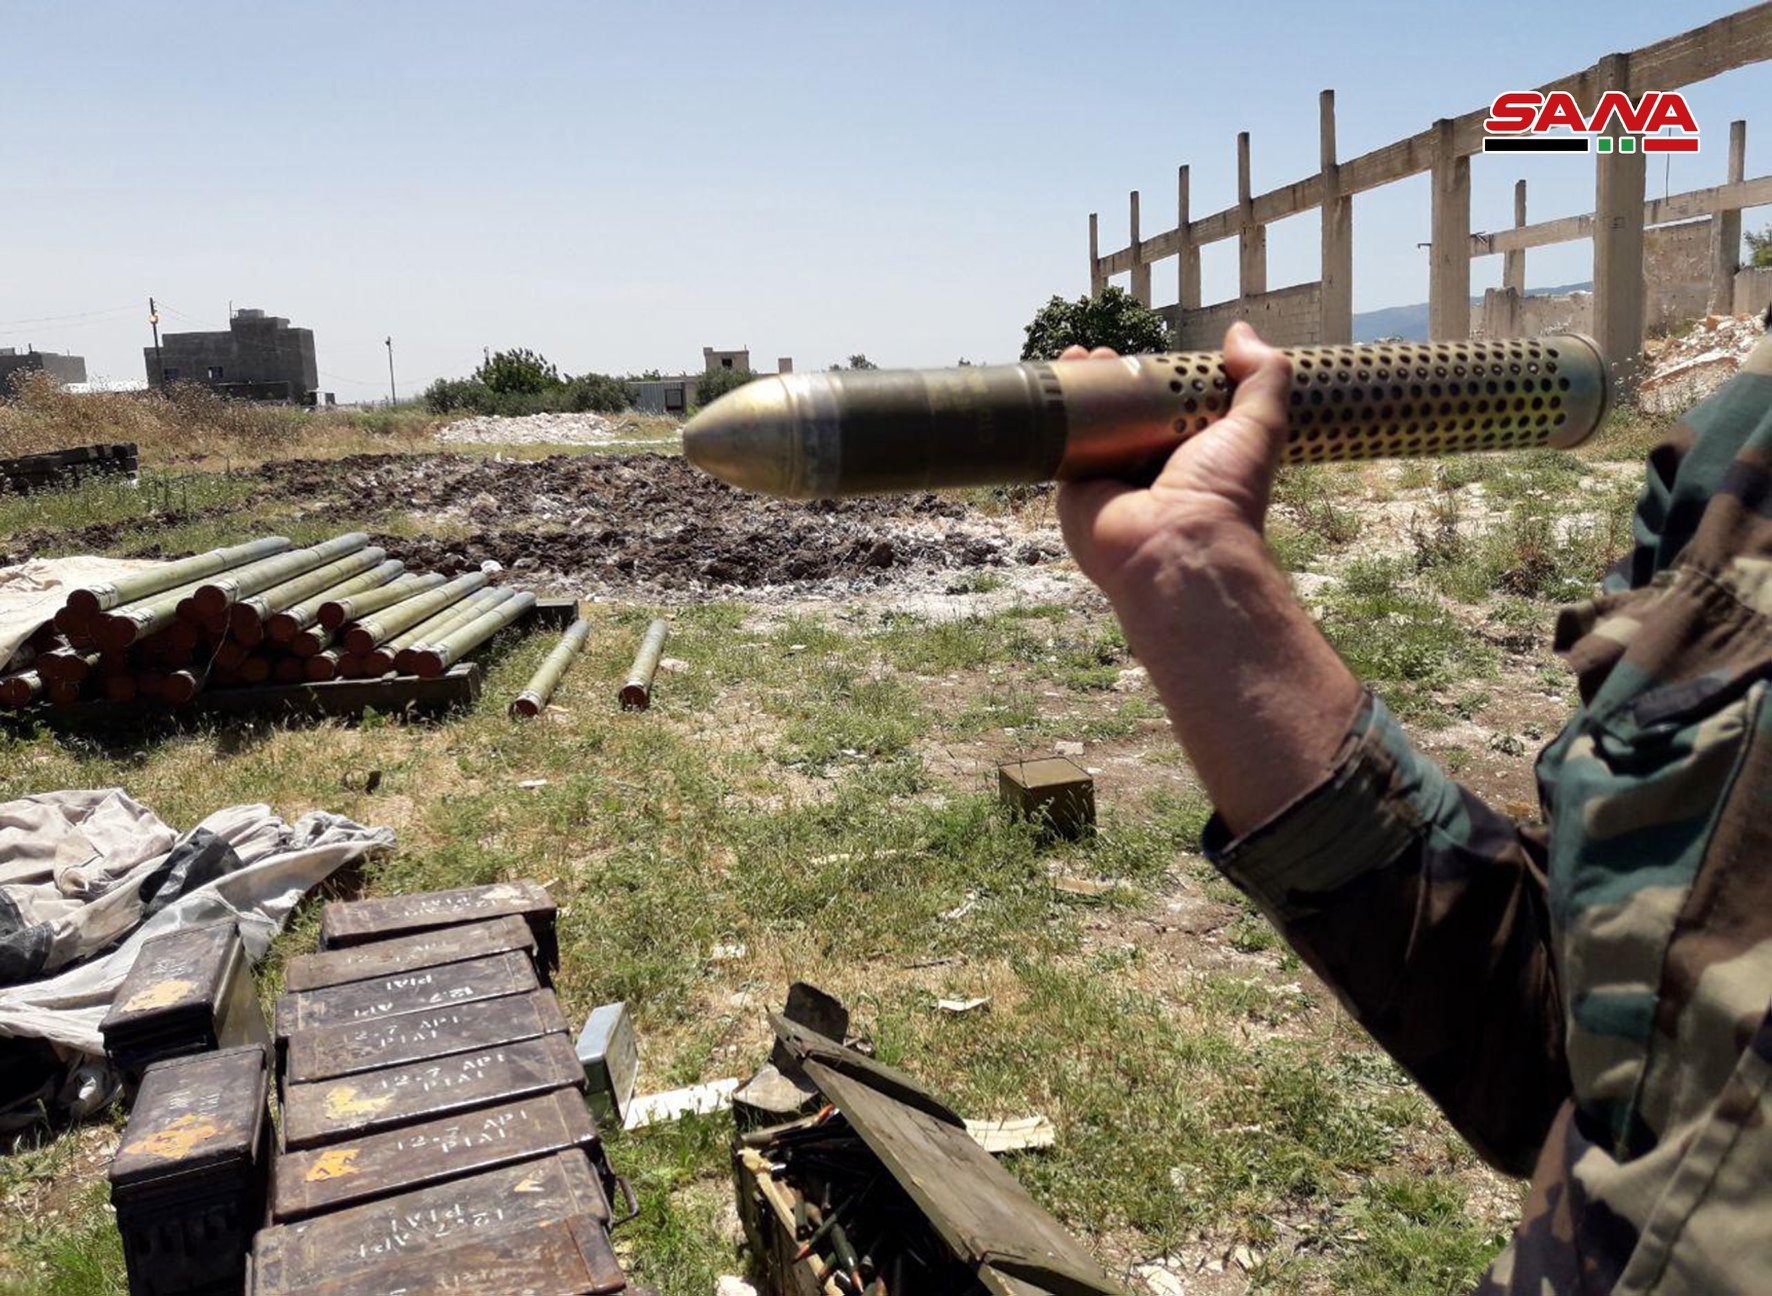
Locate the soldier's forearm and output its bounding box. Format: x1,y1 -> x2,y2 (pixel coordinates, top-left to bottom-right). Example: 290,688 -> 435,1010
1108,516 -> 1363,836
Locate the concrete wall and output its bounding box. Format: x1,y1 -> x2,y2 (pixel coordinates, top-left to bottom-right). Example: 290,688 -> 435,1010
0,349 -> 87,391
1737,265 -> 1772,319
1473,288 -> 1594,340
1642,220 -> 1714,334
1162,282 -> 1323,349
145,309 -> 317,400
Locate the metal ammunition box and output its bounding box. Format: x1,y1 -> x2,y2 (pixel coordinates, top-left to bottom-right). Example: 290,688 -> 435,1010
281,915 -> 542,993
270,1088 -> 600,1222
273,950 -> 539,1040
576,1002 -> 638,1127
250,1150 -> 610,1293
319,880 -> 558,972
998,756 -> 1096,839
283,988 -> 570,1086
110,1045 -> 271,1296
288,1217 -> 628,1295
281,1031 -> 586,1149
100,920 -> 271,1083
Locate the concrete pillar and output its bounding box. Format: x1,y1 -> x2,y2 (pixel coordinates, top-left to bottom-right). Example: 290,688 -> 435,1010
1709,120 -> 1746,313
1089,212 -> 1105,296
1504,180 -> 1527,295
1129,190 -> 1152,305
1177,165 -> 1201,311
1237,131 -> 1267,297
1319,90 -> 1353,344
1428,117 -> 1471,341
1592,53 -> 1645,397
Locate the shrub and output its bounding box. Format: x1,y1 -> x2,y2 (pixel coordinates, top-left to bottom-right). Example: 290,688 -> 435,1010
422,377 -> 494,414
694,367 -> 756,407
1021,286 -> 1171,360
561,372 -> 633,413
474,348 -> 559,395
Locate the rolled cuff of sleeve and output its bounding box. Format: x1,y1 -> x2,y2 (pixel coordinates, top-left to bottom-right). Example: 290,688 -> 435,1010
1201,691 -> 1450,922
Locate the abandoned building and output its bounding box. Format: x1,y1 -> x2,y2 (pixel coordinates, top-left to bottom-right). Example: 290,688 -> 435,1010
630,347 -> 793,415
144,308 -> 320,403
0,347 -> 87,392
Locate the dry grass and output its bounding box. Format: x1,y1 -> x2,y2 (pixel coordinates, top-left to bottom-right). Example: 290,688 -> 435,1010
0,373 -> 442,467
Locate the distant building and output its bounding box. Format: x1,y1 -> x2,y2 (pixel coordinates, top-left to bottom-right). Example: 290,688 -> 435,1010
144,308 -> 319,403
0,347 -> 87,392
631,346 -> 792,415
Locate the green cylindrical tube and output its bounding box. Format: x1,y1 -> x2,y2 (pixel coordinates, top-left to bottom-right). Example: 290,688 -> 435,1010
230,548 -> 388,638
60,536 -> 291,625
0,670 -> 43,708
619,618 -> 669,711
320,572 -> 445,630
409,591 -> 537,678
95,574 -> 226,652
343,572 -> 488,656
191,533 -> 370,618
269,559 -> 405,643
511,617 -> 590,717
388,588 -> 512,675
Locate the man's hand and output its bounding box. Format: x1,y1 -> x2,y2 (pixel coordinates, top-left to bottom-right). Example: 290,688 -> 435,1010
1053,322 -> 1361,835
1057,321 -> 1292,607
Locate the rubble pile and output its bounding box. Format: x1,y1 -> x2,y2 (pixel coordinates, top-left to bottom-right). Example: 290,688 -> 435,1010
1639,313 -> 1765,414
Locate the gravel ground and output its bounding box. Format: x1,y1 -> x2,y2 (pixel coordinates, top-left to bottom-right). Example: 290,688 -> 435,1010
435,411 -> 679,448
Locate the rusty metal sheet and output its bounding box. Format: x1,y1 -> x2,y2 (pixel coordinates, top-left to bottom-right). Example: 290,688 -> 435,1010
284,989 -> 570,1085
270,1088 -> 600,1223
289,1216 -> 627,1295
282,916 -> 541,993
274,950 -> 540,1039
100,920 -> 269,1079
282,1032 -> 586,1149
319,881 -> 558,972
250,1150 -> 609,1293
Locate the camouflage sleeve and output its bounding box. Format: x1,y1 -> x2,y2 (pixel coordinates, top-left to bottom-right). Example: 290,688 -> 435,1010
1202,692 -> 1566,1177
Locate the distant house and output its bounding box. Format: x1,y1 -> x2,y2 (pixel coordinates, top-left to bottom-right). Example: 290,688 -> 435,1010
0,347 -> 87,393
629,347 -> 793,415
144,308 -> 320,404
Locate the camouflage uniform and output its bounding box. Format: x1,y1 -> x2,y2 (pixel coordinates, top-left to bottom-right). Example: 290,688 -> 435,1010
1203,333 -> 1772,1293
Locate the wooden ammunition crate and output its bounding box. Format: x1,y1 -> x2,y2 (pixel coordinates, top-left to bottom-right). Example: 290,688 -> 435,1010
273,949 -> 539,1039
281,915 -> 543,993
286,1217 -> 629,1296
110,1045 -> 270,1296
319,880 -> 558,973
270,1088 -> 601,1223
250,1150 -> 612,1293
101,920 -> 270,1084
281,1031 -> 586,1149
283,988 -> 570,1086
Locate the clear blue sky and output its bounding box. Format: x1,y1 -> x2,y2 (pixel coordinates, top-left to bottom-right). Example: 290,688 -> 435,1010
2,1 -> 1766,399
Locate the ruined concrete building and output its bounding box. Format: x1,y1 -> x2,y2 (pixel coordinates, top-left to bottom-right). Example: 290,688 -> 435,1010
631,347 -> 793,415
0,347 -> 87,392
144,308 -> 319,403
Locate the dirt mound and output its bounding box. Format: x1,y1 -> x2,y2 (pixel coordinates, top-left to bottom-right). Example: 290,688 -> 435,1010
259,453 -> 1061,597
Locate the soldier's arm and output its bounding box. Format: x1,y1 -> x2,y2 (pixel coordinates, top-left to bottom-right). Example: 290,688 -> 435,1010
1059,325 -> 1567,1175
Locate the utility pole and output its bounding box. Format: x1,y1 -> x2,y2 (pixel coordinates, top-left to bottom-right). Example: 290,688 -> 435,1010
385,337 -> 397,407
148,297 -> 164,392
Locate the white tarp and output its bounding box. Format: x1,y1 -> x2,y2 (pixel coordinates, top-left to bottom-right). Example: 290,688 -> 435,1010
0,788 -> 395,1055
0,555 -> 161,671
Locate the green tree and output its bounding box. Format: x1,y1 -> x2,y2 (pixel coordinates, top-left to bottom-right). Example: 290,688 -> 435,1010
828,354 -> 879,371
1020,286 -> 1171,360
694,366 -> 755,407
1748,224 -> 1772,269
474,348 -> 560,395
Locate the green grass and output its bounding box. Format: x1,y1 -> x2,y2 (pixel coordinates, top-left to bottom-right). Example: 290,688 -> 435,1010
0,454 -> 1529,1294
